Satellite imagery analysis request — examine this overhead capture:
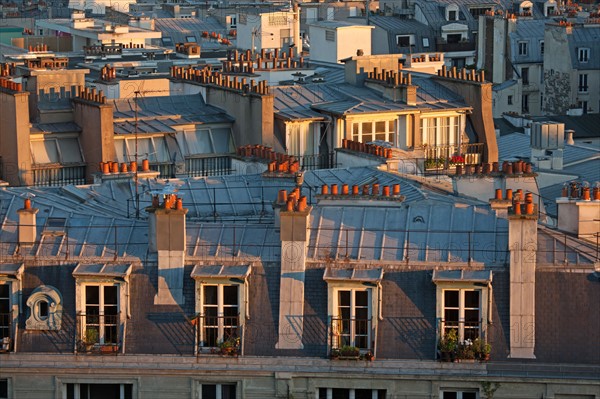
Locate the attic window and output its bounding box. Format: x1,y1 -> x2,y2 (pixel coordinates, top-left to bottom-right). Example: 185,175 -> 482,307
43,218 -> 67,235
396,35 -> 413,47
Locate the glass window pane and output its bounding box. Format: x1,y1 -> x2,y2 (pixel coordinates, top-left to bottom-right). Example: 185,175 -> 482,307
31,140 -> 59,164
223,307 -> 238,318
211,128 -> 234,153
463,393 -> 477,399
221,384 -> 236,399
0,285 -> 8,298
355,308 -> 368,320
114,139 -> 128,163
86,286 -> 99,305
444,290 -> 459,307
355,389 -> 373,399
464,291 -> 480,308
362,122 -> 372,134
375,121 -> 386,133
203,286 -> 218,305
152,137 -> 171,163
465,309 -> 480,323
442,393 -> 457,399
355,291 -> 368,307
444,309 -> 459,322
339,291 -> 350,306
104,286 -> 118,305
185,130 -> 212,154
332,388 -> 350,399
223,286 -> 238,306
130,138 -> 153,162
202,384 -> 216,399
58,138 -> 83,163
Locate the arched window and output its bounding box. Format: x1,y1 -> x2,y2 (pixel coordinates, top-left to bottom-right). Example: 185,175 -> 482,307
26,285 -> 63,330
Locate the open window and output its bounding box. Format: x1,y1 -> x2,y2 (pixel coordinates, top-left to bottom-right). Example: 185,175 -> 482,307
191,265 -> 251,355
73,263 -> 132,354
433,270 -> 492,348
324,267 -> 383,355
0,264 -> 24,353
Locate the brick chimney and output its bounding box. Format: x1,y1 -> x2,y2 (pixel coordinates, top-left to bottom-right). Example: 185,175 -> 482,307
276,193 -> 311,349
17,198 -> 38,246
507,195 -> 537,359
147,194 -> 188,305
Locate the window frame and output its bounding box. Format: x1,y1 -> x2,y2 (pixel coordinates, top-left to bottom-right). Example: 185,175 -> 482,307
193,379 -> 241,399
198,283 -> 241,347
521,67 -> 529,85
350,119 -> 397,145
578,47 -> 589,63
578,73 -> 588,93
318,388 -> 387,399
29,135 -> 84,165
326,279 -> 381,353
58,378 -> 138,399
0,265 -> 23,353
435,281 -> 491,346
518,41 -> 528,56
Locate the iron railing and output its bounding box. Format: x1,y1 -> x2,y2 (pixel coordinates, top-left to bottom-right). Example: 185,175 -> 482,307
330,317 -> 373,354
186,156 -> 233,177
437,318 -> 483,343
299,152 -> 337,171
424,143 -> 483,165
192,314 -> 241,355
32,164 -> 86,186
76,312 -> 120,354
0,313 -> 12,352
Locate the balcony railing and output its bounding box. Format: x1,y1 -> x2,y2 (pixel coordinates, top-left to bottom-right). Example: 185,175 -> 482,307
186,156 -> 233,177
32,164 -> 86,186
192,314 -> 242,355
438,319 -> 483,342
299,152 -> 337,171
0,313 -> 12,353
435,39 -> 476,53
76,312 -> 121,355
329,317 -> 373,356
424,143 -> 483,171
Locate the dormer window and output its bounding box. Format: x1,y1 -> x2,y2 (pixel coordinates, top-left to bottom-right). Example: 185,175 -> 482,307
518,41 -> 528,56
446,4 -> 459,21
578,48 -> 590,63
519,0 -> 533,15
26,285 -> 63,330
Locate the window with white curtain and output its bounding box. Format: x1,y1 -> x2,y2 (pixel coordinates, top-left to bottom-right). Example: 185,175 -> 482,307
30,138 -> 83,165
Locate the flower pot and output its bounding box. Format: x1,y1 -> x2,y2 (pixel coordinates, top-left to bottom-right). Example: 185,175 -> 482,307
440,351 -> 453,362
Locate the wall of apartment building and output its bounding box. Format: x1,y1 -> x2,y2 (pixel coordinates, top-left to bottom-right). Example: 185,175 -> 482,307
0,89 -> 33,186
431,75 -> 499,163
204,86 -> 275,149
1,357 -> 599,398
543,24 -> 576,115
73,98 -> 116,180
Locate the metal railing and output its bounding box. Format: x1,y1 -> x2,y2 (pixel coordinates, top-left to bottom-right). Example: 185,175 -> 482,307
186,156 -> 233,177
76,312 -> 120,354
424,143 -> 483,165
437,318 -> 483,343
32,164 -> 86,186
299,152 -> 337,171
192,314 -> 241,355
330,317 -> 373,354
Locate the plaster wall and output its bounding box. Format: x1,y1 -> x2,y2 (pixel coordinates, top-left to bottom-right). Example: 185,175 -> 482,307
0,90 -> 32,185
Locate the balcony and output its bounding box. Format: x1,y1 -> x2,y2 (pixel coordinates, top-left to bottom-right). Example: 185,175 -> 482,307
32,164 -> 86,186
437,319 -> 487,362
329,317 -> 374,359
185,156 -> 233,177
424,143 -> 483,171
0,313 -> 13,353
299,152 -> 337,171
435,39 -> 476,53
76,313 -> 121,355
192,314 -> 242,356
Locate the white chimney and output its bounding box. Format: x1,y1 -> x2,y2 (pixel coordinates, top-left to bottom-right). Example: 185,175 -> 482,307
565,129 -> 575,145
17,198 -> 38,246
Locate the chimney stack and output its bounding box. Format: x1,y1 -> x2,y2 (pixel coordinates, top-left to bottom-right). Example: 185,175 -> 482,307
276,192 -> 312,349
565,129 -> 575,145
147,194 -> 188,305
17,198 -> 39,246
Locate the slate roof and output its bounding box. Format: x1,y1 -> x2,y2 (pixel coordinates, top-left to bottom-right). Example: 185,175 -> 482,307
531,114 -> 600,138
273,74 -> 468,120
369,16 -> 435,54
510,19 -> 545,64
497,132 -> 531,160
569,25 -> 600,70
112,95 -> 234,134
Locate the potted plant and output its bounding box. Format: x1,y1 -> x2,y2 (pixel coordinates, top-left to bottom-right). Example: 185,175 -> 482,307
82,328 -> 98,352
218,336 -> 240,356
456,339 -> 476,362
363,351 -> 375,361
339,345 -> 360,359
330,348 -> 340,360
473,338 -> 491,361
438,329 -> 457,362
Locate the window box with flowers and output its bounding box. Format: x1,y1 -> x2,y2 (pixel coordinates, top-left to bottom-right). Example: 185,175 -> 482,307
449,154 -> 465,166
438,329 -> 458,362
217,336 -> 240,356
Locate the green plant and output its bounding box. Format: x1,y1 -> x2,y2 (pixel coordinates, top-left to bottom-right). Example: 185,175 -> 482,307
84,328 -> 98,344
456,339 -> 476,359
218,336 -> 240,355
473,338 -> 491,360
438,329 -> 458,352
339,345 -> 360,357
481,382 -> 500,399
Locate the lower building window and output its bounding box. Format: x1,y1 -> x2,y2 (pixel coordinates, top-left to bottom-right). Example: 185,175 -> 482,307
0,285 -> 10,343
66,383 -> 132,399
319,388 -> 386,399
441,391 -> 478,399
0,379 -> 7,399
199,383 -> 236,399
